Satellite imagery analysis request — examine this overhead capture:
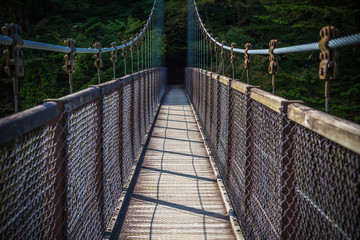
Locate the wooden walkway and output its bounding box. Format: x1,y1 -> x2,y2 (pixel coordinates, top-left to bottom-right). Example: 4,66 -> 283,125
117,86 -> 235,239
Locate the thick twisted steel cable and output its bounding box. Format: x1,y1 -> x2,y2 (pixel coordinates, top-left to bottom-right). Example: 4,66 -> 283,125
0,1 -> 157,54
193,0 -> 360,55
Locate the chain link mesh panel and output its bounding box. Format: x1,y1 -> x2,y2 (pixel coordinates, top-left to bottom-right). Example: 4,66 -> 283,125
122,81 -> 134,185
204,73 -> 211,137
216,82 -> 229,178
65,100 -> 103,239
227,88 -> 247,235
140,73 -> 146,142
144,71 -> 150,129
185,67 -> 360,240
244,99 -> 283,239
209,74 -> 219,155
133,76 -> 141,158
290,122 -> 360,240
0,123 -> 57,239
101,89 -> 122,226
0,67 -> 167,239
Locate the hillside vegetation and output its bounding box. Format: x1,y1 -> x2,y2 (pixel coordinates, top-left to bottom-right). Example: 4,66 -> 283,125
1,0 -> 359,123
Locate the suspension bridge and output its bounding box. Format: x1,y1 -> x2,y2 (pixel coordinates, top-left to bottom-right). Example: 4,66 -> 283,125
0,0 -> 359,239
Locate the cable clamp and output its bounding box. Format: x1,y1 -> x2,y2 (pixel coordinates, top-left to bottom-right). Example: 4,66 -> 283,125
110,42 -> 118,63
64,38 -> 76,73
221,41 -> 226,59
2,23 -> 24,79
319,26 -> 338,80
230,43 -> 236,65
130,37 -> 134,55
122,40 -> 127,58
268,39 -> 279,75
244,43 -> 252,69
93,42 -> 103,69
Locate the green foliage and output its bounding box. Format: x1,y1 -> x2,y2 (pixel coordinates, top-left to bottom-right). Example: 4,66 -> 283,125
0,0 -> 154,117
0,0 -> 359,124
194,0 -> 360,123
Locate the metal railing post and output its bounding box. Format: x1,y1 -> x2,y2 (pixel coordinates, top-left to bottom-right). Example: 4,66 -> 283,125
49,101 -> 66,239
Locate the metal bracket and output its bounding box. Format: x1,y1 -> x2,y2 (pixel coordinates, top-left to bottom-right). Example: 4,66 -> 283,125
269,39 -> 280,94
110,42 -> 118,64
2,23 -> 24,112
63,38 -> 76,74
244,43 -> 252,69
93,42 -> 103,69
93,42 -> 102,84
122,40 -> 127,59
135,33 -> 140,48
318,25 -> 339,112
221,41 -> 226,59
268,39 -> 279,75
319,25 -> 338,80
2,23 -> 24,79
230,43 -> 236,65
214,37 -> 218,52
140,29 -> 144,43
63,38 -> 76,93
130,37 -> 134,55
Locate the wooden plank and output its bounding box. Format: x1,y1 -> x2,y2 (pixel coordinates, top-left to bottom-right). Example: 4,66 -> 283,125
230,80 -> 253,94
250,88 -> 287,113
219,75 -> 231,86
288,103 -> 360,155
0,102 -> 58,145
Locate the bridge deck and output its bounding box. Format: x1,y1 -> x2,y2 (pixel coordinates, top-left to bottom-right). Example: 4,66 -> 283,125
117,86 -> 235,239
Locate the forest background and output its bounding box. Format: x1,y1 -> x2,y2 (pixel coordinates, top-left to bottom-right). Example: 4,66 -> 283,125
0,0 -> 359,122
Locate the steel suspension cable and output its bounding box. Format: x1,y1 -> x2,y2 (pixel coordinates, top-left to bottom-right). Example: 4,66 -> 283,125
191,0 -> 360,56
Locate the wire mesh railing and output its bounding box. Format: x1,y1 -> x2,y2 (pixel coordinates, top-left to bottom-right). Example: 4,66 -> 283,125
0,67 -> 167,239
185,67 -> 360,240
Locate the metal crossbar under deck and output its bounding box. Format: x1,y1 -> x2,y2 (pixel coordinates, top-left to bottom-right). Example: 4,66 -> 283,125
115,86 -> 236,240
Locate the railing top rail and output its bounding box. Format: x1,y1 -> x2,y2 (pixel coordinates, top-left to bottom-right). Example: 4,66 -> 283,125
192,0 -> 360,55
0,1 -> 157,53
0,102 -> 58,145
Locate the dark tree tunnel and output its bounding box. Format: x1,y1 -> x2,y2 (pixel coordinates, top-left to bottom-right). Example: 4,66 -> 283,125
164,0 -> 187,85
